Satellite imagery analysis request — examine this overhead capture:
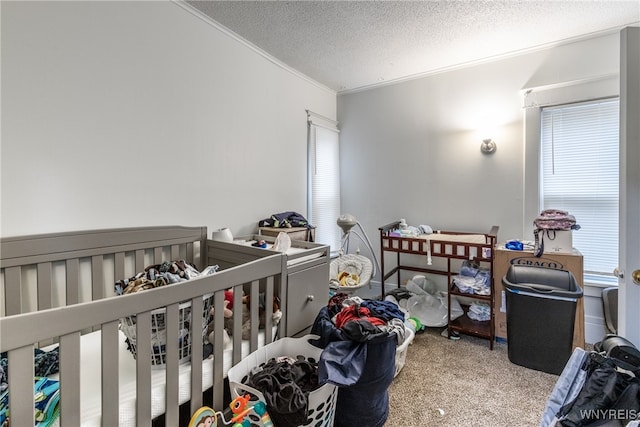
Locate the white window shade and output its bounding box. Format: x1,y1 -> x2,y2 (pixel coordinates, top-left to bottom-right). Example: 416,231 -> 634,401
307,111 -> 340,252
541,99 -> 619,277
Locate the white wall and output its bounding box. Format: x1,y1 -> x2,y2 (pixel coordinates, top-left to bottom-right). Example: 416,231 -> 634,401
338,32 -> 620,243
338,32 -> 621,344
1,1 -> 336,238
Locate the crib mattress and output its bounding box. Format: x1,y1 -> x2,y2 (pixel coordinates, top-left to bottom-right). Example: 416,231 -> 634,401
49,328 -> 276,426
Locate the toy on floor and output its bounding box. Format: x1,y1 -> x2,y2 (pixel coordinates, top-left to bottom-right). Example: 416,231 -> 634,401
188,394 -> 273,427
406,316 -> 426,334
228,394 -> 272,427
188,406 -> 217,427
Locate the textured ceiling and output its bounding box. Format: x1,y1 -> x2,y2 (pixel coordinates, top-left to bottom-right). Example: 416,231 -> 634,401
186,0 -> 640,93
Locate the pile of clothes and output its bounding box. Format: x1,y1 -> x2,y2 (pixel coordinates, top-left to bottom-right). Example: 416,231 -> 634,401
541,334 -> 640,427
114,260 -> 218,295
467,302 -> 491,321
258,211 -> 314,230
452,260 -> 491,295
313,294 -> 406,350
243,355 -> 320,427
387,219 -> 433,238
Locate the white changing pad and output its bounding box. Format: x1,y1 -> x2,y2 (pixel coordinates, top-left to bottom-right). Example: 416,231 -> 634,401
50,328 -> 276,426
233,239 -> 324,266
418,233 -> 488,244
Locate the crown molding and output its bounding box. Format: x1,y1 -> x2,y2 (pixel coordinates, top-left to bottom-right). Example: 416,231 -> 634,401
172,0 -> 336,96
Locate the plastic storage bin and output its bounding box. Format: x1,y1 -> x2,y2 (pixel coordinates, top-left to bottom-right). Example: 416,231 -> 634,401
227,335 -> 337,427
502,265 -> 583,375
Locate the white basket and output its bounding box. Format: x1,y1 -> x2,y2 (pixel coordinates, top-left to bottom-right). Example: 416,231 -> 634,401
394,327 -> 415,377
119,293 -> 214,369
228,335 -> 337,427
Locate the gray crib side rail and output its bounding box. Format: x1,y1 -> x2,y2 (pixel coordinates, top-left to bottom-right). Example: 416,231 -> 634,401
0,253 -> 283,426
1,225 -> 208,316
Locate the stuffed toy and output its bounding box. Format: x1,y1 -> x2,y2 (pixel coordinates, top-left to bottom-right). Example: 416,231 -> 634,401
240,294 -> 282,340
220,289 -> 283,340
205,295 -> 233,349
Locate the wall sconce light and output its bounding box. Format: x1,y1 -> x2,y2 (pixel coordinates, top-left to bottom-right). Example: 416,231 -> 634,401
481,138 -> 497,154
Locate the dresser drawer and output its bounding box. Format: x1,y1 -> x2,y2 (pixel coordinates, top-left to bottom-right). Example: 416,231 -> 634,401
286,262 -> 328,336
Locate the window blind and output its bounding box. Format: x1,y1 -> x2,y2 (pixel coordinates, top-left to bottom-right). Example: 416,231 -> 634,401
307,111 -> 341,253
540,98 -> 619,278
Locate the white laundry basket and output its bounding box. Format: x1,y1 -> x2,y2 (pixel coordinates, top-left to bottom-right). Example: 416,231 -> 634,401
394,327 -> 415,377
228,335 -> 337,427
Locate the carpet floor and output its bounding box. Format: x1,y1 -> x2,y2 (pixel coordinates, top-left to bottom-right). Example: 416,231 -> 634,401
386,328 -> 560,426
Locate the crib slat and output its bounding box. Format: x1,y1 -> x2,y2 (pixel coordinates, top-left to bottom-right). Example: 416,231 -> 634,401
190,295 -> 204,413
274,273 -> 285,340
248,280 -> 259,352
66,258 -> 80,305
37,262 -> 53,311
154,246 -> 163,264
114,252 -> 125,287
199,228 -> 207,267
230,286 -> 243,366
4,266 -> 22,315
136,311 -> 153,426
186,242 -> 194,268
264,277 -> 274,343
37,264 -> 55,347
59,331 -> 81,426
212,290 -> 226,411
135,249 -> 145,273
8,346 -> 35,426
170,244 -> 179,261
101,321 -> 119,426
91,256 -> 105,333
164,303 -> 180,427
91,255 -> 104,301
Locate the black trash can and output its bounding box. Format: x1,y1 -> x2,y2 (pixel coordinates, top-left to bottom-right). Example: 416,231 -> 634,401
502,265 -> 583,375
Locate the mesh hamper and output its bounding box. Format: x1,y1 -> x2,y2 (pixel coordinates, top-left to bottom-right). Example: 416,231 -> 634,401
119,293 -> 214,368
228,335 -> 337,427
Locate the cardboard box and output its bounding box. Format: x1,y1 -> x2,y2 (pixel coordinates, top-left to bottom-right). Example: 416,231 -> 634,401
493,247 -> 584,349
540,229 -> 573,254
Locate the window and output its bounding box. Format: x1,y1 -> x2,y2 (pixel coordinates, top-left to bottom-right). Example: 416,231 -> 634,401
540,98 -> 619,280
307,110 -> 341,253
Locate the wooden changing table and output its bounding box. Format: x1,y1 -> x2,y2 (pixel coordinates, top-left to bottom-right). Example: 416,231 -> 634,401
379,221 -> 499,349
